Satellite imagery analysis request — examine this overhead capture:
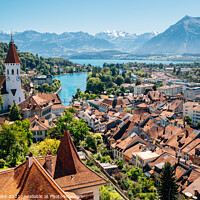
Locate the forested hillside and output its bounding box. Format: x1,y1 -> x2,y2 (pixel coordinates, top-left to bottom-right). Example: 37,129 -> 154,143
0,42 -> 75,75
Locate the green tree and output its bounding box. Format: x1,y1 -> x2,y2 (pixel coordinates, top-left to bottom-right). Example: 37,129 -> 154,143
101,155 -> 112,163
184,115 -> 192,125
84,134 -> 97,152
128,167 -> 143,181
68,118 -> 90,147
115,159 -> 123,169
118,177 -> 130,190
111,66 -> 117,76
158,162 -> 179,200
135,79 -> 141,86
196,121 -> 200,129
31,138 -> 60,156
115,75 -> 124,86
9,101 -> 22,121
86,78 -> 104,94
125,77 -> 132,83
0,119 -> 32,167
41,83 -> 49,92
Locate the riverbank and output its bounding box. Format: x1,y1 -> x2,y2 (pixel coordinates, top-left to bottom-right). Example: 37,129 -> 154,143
54,86 -> 62,94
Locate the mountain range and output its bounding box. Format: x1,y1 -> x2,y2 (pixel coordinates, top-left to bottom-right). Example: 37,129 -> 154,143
137,15 -> 200,54
1,15 -> 200,58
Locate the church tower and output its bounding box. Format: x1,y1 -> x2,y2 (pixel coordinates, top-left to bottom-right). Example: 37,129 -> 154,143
4,35 -> 25,109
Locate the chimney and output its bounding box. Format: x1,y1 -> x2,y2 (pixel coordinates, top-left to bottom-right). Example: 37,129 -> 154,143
45,149 -> 53,177
186,130 -> 189,138
163,126 -> 166,135
178,156 -> 181,164
27,151 -> 33,169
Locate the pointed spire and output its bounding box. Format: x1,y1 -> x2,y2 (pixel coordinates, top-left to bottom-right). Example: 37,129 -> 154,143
53,129 -> 108,190
53,130 -> 78,179
5,32 -> 20,64
11,30 -> 13,43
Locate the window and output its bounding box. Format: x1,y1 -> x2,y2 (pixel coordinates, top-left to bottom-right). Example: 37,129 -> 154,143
37,131 -> 42,136
17,69 -> 19,74
7,69 -> 9,74
19,97 -> 21,102
12,69 -> 14,75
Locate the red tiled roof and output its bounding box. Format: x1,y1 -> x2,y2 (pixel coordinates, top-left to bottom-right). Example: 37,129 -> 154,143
5,42 -> 20,63
0,159 -> 70,199
53,130 -> 108,190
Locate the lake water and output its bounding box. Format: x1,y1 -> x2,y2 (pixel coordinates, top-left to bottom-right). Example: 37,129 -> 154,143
54,72 -> 88,105
55,59 -> 194,106
70,59 -> 192,67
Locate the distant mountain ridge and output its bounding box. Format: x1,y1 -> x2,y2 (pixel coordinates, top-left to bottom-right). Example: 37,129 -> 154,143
0,30 -> 156,58
137,15 -> 200,54
95,30 -> 157,52
1,16 -> 200,59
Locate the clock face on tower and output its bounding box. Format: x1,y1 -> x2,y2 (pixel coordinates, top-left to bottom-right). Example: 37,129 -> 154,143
6,76 -> 10,81
16,76 -> 21,81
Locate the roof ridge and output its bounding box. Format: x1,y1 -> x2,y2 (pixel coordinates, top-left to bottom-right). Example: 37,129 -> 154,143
0,168 -> 14,174
33,158 -> 70,199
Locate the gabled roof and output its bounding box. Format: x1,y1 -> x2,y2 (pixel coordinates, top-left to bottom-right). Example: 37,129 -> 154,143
28,115 -> 49,131
5,42 -> 20,64
0,158 -> 70,199
36,93 -> 62,104
182,176 -> 200,196
53,130 -> 108,191
18,95 -> 52,110
166,127 -> 199,150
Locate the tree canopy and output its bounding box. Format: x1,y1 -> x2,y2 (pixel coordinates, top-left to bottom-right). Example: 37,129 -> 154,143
158,162 -> 179,200
0,119 -> 32,167
9,101 -> 22,121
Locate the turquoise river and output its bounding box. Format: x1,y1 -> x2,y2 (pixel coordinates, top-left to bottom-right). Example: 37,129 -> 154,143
54,59 -> 193,106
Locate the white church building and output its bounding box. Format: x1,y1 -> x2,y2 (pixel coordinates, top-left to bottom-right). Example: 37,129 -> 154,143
0,39 -> 25,111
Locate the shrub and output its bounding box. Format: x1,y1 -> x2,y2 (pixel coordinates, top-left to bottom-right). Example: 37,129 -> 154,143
101,155 -> 112,163
86,157 -> 95,166
115,159 -> 123,170
118,177 -> 130,190
0,159 -> 5,168
94,153 -> 102,161
90,165 -> 101,173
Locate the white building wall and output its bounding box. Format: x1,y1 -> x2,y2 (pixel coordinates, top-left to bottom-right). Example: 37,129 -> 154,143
5,63 -> 25,108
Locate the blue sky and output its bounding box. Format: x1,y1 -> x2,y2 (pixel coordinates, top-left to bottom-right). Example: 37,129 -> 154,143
1,0 -> 200,34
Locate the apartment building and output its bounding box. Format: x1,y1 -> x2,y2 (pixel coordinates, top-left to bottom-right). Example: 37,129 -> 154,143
157,85 -> 181,96
134,84 -> 154,95
183,102 -> 200,125
77,108 -> 107,133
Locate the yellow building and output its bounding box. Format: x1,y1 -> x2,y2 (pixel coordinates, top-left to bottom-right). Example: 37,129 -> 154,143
134,151 -> 159,169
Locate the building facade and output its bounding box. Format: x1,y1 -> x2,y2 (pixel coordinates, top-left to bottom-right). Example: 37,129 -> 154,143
34,74 -> 53,86
157,85 -> 181,96
0,39 -> 25,111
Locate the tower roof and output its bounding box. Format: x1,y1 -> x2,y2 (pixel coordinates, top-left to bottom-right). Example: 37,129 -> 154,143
53,129 -> 108,190
5,42 -> 20,64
